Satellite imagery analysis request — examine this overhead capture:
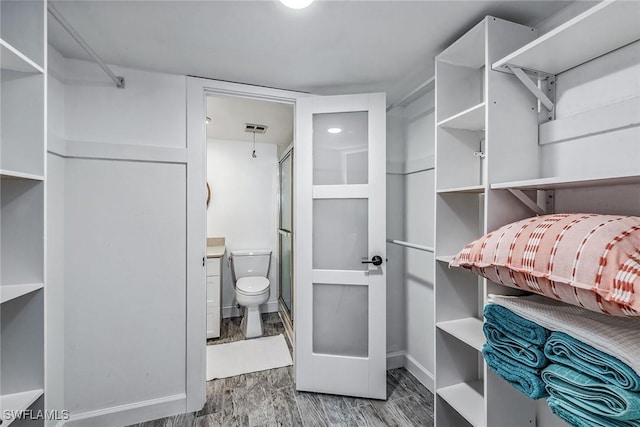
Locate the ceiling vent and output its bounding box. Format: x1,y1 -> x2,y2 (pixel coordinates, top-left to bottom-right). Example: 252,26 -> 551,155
245,123 -> 268,134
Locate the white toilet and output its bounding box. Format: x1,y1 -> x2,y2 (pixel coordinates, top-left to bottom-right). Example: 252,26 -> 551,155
230,249 -> 271,338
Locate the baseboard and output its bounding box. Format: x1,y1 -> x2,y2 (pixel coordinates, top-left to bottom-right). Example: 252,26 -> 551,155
386,351 -> 406,370
404,353 -> 435,393
63,394 -> 186,427
222,300 -> 279,319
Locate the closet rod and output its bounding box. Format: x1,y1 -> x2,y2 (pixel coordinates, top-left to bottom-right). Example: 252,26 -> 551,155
48,4 -> 125,89
386,76 -> 435,112
386,239 -> 434,253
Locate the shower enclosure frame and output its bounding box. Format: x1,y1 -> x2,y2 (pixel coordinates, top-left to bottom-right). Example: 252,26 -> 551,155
278,145 -> 294,344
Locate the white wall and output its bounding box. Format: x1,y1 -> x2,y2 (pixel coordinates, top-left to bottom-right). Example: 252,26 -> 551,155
47,50 -> 193,426
403,92 -> 436,389
64,159 -> 186,413
207,138 -> 279,316
385,89 -> 436,388
63,59 -> 186,148
385,108 -> 406,360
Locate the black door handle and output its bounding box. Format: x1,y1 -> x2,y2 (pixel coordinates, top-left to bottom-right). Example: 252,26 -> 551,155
361,255 -> 383,266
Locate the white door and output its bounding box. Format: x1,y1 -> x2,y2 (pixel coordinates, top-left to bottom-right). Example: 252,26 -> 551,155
295,93 -> 387,399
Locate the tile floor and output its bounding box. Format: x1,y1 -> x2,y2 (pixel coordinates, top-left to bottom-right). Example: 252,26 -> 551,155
132,313 -> 434,427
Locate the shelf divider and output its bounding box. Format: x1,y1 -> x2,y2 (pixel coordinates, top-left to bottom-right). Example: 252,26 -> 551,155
435,255 -> 454,264
437,380 -> 485,427
0,169 -> 45,181
437,184 -> 485,194
437,317 -> 485,352
437,102 -> 486,131
0,389 -> 44,427
1,283 -> 44,304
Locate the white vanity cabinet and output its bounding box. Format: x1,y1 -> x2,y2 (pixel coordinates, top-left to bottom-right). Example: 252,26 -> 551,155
206,255 -> 223,338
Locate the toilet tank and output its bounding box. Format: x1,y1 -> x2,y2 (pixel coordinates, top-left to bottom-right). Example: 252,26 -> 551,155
230,249 -> 272,279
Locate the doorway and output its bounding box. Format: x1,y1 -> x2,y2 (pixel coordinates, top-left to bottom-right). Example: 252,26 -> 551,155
186,78 -> 388,409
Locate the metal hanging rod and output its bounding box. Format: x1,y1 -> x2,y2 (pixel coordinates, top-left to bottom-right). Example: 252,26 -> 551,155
386,239 -> 434,253
48,4 -> 125,89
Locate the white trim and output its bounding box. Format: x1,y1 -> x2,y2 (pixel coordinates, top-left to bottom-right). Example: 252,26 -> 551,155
386,351 -> 406,370
404,353 -> 435,393
386,160 -> 404,175
63,394 -> 186,427
64,140 -> 187,163
312,184 -> 368,199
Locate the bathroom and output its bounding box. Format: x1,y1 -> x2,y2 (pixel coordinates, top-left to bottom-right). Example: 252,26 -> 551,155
204,93 -> 295,375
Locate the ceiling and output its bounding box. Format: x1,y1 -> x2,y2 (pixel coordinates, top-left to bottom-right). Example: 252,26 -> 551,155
48,0 -> 572,105
207,95 -> 293,145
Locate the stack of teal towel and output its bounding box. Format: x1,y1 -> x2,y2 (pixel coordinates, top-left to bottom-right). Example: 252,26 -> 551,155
542,332 -> 640,427
482,304 -> 550,399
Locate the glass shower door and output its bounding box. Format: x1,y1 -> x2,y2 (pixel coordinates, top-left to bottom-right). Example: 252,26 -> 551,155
279,150 -> 293,320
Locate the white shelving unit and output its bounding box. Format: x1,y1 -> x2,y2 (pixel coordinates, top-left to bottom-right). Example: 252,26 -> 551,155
434,16 -> 541,427
437,3 -> 640,426
1,0 -> 47,423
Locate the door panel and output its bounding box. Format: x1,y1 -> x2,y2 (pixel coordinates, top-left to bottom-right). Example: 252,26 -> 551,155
295,93 -> 386,399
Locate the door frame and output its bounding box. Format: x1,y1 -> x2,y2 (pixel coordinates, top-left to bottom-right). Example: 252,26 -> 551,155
185,77 -> 307,410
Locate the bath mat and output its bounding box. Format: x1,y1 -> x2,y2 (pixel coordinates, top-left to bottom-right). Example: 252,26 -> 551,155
206,334 -> 292,380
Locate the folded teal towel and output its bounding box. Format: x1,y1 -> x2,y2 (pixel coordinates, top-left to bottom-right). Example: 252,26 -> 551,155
548,397 -> 640,427
483,323 -> 548,369
542,364 -> 640,421
484,304 -> 549,346
545,332 -> 640,391
483,343 -> 548,399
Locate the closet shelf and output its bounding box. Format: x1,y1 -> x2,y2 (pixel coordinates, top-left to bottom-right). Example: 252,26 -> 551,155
0,169 -> 45,181
492,1 -> 640,76
1,283 -> 44,304
437,317 -> 485,352
437,102 -> 485,131
437,185 -> 485,194
0,389 -> 44,427
435,255 -> 454,263
0,39 -> 44,74
437,380 -> 485,427
491,173 -> 640,191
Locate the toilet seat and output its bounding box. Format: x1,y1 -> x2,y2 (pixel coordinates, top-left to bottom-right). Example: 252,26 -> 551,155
236,276 -> 270,295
